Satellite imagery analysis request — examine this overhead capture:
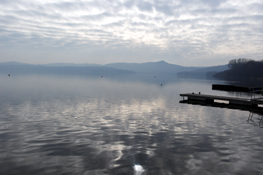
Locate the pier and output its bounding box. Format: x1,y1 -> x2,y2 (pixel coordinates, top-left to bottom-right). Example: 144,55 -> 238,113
212,84 -> 263,94
180,93 -> 263,107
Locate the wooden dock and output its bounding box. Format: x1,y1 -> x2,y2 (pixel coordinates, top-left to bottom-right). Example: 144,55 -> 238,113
212,84 -> 263,94
212,84 -> 250,92
180,98 -> 263,114
180,93 -> 263,107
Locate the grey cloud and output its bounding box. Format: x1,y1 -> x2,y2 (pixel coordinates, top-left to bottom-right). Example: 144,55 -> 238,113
130,22 -> 153,27
192,8 -> 238,16
248,3 -> 263,13
47,1 -> 89,12
178,0 -> 226,8
0,15 -> 20,25
138,14 -> 148,20
0,0 -> 21,5
224,15 -> 263,28
81,12 -> 113,21
136,1 -> 153,12
102,20 -> 125,27
0,30 -> 41,47
0,0 -> 10,3
84,29 -> 112,35
124,0 -> 135,9
0,0 -> 262,65
154,3 -> 174,16
198,0 -> 227,8
49,22 -> 86,28
165,18 -> 201,26
44,1 -> 121,16
14,10 -> 64,21
124,1 -> 154,13
124,0 -> 177,16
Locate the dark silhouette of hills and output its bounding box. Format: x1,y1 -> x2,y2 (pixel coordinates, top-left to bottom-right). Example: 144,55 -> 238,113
104,60 -> 198,73
192,65 -> 228,72
214,59 -> 263,81
0,63 -> 135,76
0,61 -> 229,77
176,65 -> 228,78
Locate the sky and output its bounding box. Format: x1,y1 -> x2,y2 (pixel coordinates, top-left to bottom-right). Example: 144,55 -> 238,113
0,0 -> 262,66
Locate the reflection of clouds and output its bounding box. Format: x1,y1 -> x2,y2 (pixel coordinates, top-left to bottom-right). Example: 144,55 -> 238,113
1,76 -> 263,174
7,94 -> 168,134
4,92 -> 263,174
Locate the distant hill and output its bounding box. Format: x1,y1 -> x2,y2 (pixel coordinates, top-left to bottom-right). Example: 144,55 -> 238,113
0,63 -> 134,76
44,63 -> 101,67
0,61 -> 229,77
176,64 -> 229,79
190,65 -> 228,72
105,60 -> 198,73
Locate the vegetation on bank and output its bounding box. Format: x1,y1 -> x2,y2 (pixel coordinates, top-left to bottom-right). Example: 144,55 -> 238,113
214,58 -> 263,81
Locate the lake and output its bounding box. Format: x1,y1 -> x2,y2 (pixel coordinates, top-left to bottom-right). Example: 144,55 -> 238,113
0,74 -> 263,175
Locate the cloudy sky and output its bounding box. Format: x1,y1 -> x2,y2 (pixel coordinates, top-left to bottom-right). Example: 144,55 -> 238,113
0,0 -> 262,66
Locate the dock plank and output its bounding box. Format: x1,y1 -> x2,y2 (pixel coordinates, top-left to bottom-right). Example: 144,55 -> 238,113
180,93 -> 263,107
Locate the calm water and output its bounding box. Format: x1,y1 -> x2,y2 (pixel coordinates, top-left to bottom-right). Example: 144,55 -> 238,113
0,74 -> 263,175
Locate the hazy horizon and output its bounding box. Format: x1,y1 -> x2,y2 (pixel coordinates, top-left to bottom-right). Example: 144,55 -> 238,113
0,60 -> 229,67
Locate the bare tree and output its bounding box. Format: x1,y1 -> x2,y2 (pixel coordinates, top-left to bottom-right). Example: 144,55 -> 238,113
228,58 -> 253,69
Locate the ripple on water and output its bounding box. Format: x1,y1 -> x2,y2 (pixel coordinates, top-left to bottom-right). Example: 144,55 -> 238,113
1,75 -> 263,174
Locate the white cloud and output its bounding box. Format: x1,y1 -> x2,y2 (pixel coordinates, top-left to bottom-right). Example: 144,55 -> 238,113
0,0 -> 262,65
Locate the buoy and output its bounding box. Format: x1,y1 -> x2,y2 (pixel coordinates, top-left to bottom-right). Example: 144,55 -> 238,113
8,74 -> 10,76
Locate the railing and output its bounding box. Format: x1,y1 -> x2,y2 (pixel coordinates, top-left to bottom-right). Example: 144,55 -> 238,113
249,87 -> 263,100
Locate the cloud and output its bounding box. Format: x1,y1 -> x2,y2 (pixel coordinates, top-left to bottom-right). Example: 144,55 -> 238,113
199,0 -> 227,8
0,0 -> 262,65
136,1 -> 153,12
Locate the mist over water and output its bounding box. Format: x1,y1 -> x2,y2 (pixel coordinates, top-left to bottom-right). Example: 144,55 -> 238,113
0,74 -> 263,174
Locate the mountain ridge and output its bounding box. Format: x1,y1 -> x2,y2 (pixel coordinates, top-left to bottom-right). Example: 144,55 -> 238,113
0,61 -> 228,75
104,60 -> 200,73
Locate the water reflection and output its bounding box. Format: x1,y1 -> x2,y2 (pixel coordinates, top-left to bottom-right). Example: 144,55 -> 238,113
180,98 -> 263,116
180,98 -> 263,130
133,164 -> 145,175
1,74 -> 263,174
247,112 -> 263,128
